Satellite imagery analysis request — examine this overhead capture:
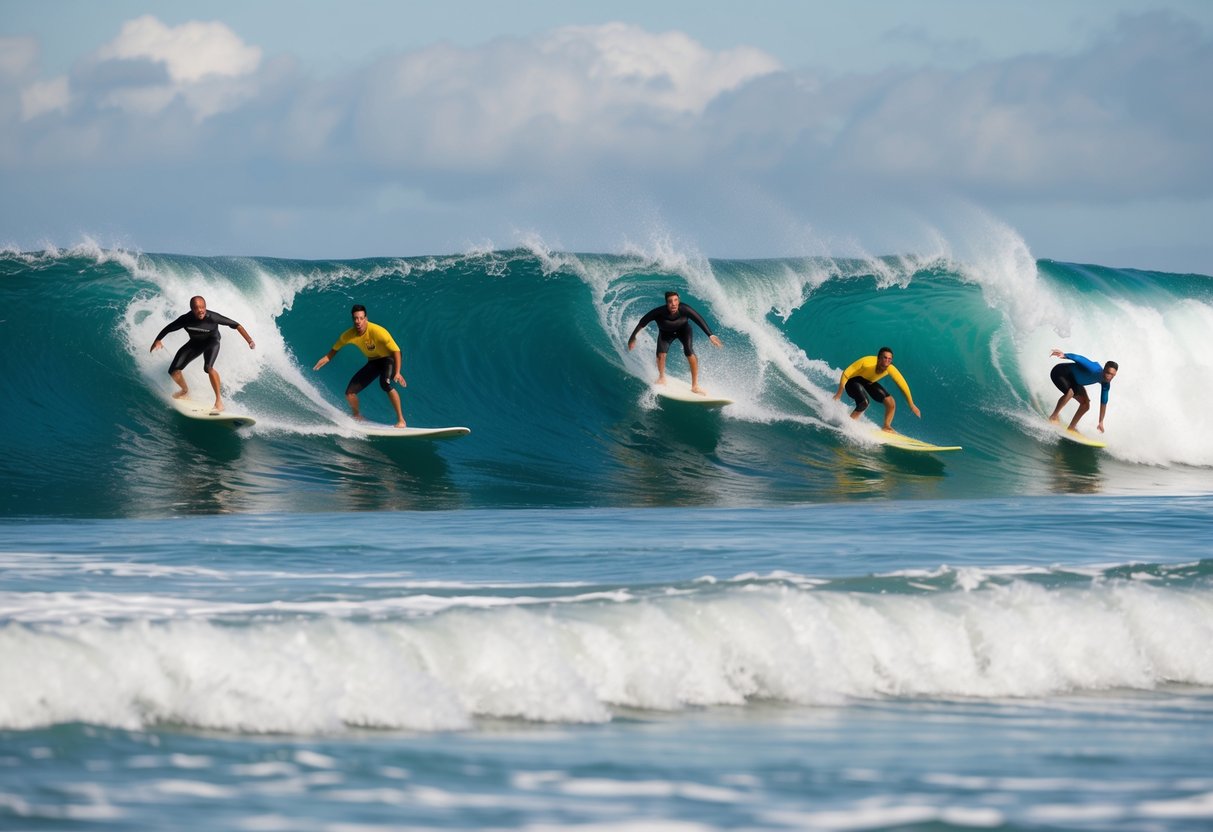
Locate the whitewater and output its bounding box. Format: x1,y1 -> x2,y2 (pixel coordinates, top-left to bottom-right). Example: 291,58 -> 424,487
2,233 -> 1212,830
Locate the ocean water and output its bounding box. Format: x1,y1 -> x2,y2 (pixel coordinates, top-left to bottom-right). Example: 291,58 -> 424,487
2,239 -> 1212,830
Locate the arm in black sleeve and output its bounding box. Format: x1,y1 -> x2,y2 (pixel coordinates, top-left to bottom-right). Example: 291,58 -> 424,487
153,313 -> 189,343
207,311 -> 242,329
629,307 -> 661,340
682,304 -> 714,337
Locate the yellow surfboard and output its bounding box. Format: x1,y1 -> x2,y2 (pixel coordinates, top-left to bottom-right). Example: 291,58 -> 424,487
1053,423 -> 1107,448
869,428 -> 962,453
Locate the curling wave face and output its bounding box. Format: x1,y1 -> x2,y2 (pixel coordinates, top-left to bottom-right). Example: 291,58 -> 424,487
2,245 -> 1212,517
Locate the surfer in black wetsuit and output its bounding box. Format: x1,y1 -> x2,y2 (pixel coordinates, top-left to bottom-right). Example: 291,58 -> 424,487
627,291 -> 723,394
150,296 -> 255,411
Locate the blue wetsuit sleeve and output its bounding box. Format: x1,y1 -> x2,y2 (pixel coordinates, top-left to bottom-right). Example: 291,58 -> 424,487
1064,353 -> 1102,374
682,304 -> 714,337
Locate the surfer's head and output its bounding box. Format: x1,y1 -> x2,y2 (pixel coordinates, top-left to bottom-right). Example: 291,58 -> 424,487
1103,360 -> 1118,381
190,296 -> 207,319
877,346 -> 893,370
664,291 -> 680,314
351,304 -> 368,334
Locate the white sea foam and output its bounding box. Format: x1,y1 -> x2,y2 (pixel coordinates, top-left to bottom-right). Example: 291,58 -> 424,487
1,580 -> 1210,734
0,588 -> 634,623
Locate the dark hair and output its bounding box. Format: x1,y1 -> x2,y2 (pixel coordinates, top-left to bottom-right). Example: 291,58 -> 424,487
1105,360 -> 1119,371
664,291 -> 679,301
351,304 -> 367,316
877,346 -> 893,358
190,296 -> 205,309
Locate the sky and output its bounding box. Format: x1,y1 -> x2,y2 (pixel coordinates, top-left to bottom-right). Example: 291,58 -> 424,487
3,0 -> 1212,272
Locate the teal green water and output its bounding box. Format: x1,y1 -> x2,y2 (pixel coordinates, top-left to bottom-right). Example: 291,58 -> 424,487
2,247 -> 1210,516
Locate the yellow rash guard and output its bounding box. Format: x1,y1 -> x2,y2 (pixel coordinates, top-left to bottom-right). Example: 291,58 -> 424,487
841,356 -> 914,403
332,322 -> 400,359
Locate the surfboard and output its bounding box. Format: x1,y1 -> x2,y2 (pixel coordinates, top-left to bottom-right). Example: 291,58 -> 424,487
1053,423 -> 1107,448
653,376 -> 733,407
168,395 -> 256,428
1030,395 -> 1106,448
868,428 -> 962,453
351,424 -> 471,440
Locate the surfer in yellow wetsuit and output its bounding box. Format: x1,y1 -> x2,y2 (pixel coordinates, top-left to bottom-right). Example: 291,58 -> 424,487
313,304 -> 407,427
833,346 -> 921,432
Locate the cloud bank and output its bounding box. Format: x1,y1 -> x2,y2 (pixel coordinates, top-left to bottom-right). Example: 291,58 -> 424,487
2,13 -> 1210,269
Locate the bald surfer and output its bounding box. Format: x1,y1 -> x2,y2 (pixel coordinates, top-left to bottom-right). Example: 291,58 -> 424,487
150,295 -> 255,412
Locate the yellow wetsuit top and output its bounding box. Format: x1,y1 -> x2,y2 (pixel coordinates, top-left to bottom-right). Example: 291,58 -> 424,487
332,322 -> 400,360
840,356 -> 914,403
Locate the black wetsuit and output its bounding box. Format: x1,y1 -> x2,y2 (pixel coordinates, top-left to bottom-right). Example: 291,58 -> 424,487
629,303 -> 714,356
155,310 -> 242,374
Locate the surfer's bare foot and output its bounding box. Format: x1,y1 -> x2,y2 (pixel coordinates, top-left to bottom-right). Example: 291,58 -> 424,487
882,426 -> 896,433
212,402 -> 224,412
395,420 -> 407,428
352,414 -> 367,422
172,390 -> 189,399
655,376 -> 667,385
1048,416 -> 1061,424
691,386 -> 706,395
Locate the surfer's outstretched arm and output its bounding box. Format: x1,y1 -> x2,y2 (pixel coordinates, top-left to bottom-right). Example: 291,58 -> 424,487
313,349 -> 338,370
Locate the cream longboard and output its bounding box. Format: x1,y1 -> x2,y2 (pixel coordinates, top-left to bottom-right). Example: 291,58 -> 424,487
351,424 -> 471,440
653,376 -> 733,407
168,395 -> 256,428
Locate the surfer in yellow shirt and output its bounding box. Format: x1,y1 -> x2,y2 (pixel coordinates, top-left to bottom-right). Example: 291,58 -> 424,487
313,304 -> 407,427
833,346 -> 920,432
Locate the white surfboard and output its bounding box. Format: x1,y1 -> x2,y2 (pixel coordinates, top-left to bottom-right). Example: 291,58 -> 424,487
168,395 -> 256,428
653,376 -> 733,407
351,424 -> 471,440
868,427 -> 962,453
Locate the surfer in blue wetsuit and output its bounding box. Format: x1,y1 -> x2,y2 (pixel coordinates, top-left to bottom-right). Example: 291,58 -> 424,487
150,296 -> 255,412
627,291 -> 723,394
1048,349 -> 1118,433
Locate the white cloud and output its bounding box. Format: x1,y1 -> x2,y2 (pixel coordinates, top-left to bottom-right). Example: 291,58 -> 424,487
353,23 -> 781,168
541,23 -> 781,115
20,77 -> 69,120
96,15 -> 260,83
88,15 -> 262,119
